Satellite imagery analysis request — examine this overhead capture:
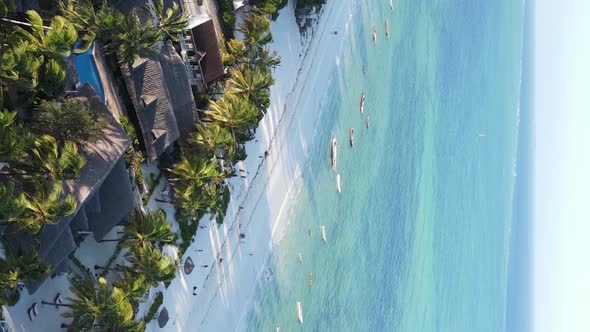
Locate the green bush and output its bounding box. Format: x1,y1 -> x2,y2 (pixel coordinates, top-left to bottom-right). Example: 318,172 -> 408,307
216,0 -> 236,39
221,12 -> 236,39
143,292 -> 164,322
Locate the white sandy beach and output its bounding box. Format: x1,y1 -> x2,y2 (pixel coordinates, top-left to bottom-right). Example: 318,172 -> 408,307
145,0 -> 356,330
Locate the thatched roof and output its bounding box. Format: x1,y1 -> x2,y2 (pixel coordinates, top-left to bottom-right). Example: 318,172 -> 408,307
86,159 -> 135,240
120,56 -> 181,161
188,18 -> 225,84
63,84 -> 131,207
1,84 -> 132,279
158,41 -> 198,137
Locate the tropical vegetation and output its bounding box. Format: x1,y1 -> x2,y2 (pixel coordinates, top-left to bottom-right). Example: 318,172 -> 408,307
0,240 -> 50,306
60,0 -> 187,67
42,274 -> 145,331
32,99 -> 107,146
0,0 -> 290,328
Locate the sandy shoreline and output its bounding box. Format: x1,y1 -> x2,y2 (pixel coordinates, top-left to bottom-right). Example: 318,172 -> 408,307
146,1 -> 354,330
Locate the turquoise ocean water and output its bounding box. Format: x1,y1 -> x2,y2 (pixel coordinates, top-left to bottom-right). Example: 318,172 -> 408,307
246,0 -> 532,330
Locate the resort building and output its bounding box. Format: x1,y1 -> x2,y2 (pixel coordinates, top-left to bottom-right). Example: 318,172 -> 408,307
111,0 -> 200,161
181,14 -> 226,92
0,84 -> 134,291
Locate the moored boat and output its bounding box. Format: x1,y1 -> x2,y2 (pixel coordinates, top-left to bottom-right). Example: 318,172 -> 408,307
331,138 -> 337,170
360,93 -> 366,113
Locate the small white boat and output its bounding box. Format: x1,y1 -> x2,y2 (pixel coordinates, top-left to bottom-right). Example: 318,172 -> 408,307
296,301 -> 303,324
385,19 -> 390,38
360,93 -> 365,113
349,128 -> 354,147
390,0 -> 394,10
331,138 -> 337,170
336,174 -> 342,193
321,225 -> 327,242
298,252 -> 303,264
366,115 -> 370,129
478,133 -> 487,138
372,26 -> 377,44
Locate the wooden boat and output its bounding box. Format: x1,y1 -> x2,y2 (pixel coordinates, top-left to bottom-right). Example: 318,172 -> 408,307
308,272 -> 313,288
360,93 -> 365,113
372,26 -> 377,44
366,115 -> 370,129
349,128 -> 354,147
331,138 -> 337,170
297,301 -> 303,324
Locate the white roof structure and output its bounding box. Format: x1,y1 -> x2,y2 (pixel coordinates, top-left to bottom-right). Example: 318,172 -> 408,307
232,0 -> 247,10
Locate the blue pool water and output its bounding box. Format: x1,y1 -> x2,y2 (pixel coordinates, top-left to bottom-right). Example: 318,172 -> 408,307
74,44 -> 105,101
244,0 -> 533,331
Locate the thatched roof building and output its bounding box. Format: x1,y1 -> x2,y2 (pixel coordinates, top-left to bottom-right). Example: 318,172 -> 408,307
119,55 -> 181,161
186,16 -> 225,85
1,84 -> 135,290
159,41 -> 199,137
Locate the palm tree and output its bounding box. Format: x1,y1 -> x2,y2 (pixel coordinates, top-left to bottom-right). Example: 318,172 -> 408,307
227,67 -> 274,113
58,0 -> 100,54
238,13 -> 273,50
252,46 -> 281,69
205,94 -> 259,142
31,135 -> 86,181
106,14 -> 160,68
145,0 -> 188,42
114,270 -> 151,304
13,11 -> 78,59
173,182 -> 220,221
187,123 -> 234,158
100,209 -> 176,251
221,39 -> 248,67
168,155 -> 225,189
38,57 -> 68,97
32,98 -> 107,146
0,110 -> 32,162
16,181 -> 76,234
43,274 -> 145,331
0,182 -> 27,230
0,239 -> 50,306
1,40 -> 42,104
125,245 -> 176,287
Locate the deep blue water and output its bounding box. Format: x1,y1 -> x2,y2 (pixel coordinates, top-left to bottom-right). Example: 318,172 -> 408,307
74,44 -> 105,101
245,0 -> 532,330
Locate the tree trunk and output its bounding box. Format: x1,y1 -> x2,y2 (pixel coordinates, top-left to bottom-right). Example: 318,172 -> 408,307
41,301 -> 74,308
98,238 -> 123,243
94,265 -> 122,273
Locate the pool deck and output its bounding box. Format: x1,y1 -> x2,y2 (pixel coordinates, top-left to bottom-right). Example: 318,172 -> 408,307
92,42 -> 126,119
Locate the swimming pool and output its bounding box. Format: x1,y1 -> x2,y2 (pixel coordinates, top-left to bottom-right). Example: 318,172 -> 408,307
74,44 -> 105,101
